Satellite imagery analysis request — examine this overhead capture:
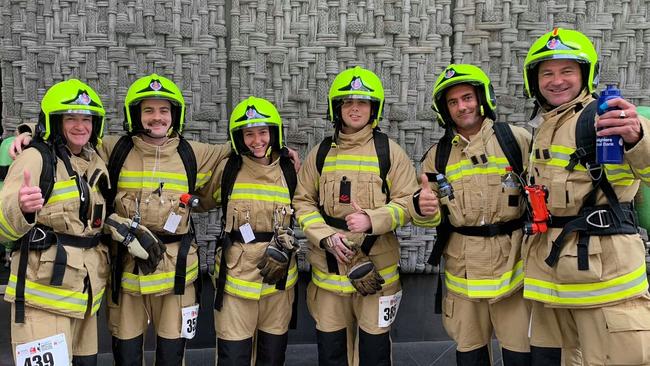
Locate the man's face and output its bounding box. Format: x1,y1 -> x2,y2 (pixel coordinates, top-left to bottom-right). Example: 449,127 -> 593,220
340,98 -> 372,134
61,113 -> 92,154
140,99 -> 173,138
537,59 -> 583,107
445,83 -> 484,135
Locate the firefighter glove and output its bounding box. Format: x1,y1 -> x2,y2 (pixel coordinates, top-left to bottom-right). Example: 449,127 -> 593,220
104,214 -> 149,260
132,224 -> 165,275
257,228 -> 298,284
347,248 -> 384,296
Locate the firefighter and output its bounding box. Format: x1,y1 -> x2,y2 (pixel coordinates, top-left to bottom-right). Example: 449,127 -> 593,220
523,28 -> 650,365
293,66 -> 439,366
1,79 -> 110,365
417,64 -> 533,365
210,96 -> 298,365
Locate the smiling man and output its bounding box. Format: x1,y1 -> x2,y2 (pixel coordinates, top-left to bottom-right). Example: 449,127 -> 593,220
415,64 -> 533,365
522,28 -> 650,365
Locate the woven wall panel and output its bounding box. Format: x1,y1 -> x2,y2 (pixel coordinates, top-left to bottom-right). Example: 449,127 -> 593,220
2,0 -> 650,273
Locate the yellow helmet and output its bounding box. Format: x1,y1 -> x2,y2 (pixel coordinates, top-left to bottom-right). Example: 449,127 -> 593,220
432,64 -> 497,127
124,74 -> 186,135
229,96 -> 284,155
524,28 -> 599,100
37,79 -> 105,146
328,66 -> 385,128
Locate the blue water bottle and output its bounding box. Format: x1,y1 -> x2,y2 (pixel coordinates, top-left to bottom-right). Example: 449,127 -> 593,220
596,84 -> 624,164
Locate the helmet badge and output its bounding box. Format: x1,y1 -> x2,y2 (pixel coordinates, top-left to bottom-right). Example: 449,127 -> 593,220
351,77 -> 363,90
150,80 -> 162,91
547,38 -> 558,50
75,92 -> 91,105
445,68 -> 456,79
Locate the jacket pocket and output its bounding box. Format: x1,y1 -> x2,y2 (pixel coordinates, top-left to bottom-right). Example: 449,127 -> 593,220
35,245 -> 86,293
498,185 -> 523,220
603,301 -> 650,364
554,235 -> 603,283
440,190 -> 465,227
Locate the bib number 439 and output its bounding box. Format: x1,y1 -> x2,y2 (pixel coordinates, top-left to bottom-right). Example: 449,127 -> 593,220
15,334 -> 68,366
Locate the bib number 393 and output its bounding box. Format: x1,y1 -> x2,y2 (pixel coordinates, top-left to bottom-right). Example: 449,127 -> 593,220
181,304 -> 200,339
377,290 -> 402,328
16,333 -> 68,366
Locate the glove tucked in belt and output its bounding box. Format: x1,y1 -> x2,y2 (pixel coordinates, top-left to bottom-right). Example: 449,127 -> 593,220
347,247 -> 384,296
104,213 -> 165,275
257,227 -> 298,285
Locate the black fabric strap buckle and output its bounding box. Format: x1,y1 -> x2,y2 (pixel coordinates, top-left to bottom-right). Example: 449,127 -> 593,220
585,209 -> 613,229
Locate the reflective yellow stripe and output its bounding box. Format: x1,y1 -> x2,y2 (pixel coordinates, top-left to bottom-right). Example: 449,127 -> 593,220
298,211 -> 325,231
524,263 -> 649,305
121,261 -> 199,294
6,274 -> 88,313
635,166 -> 650,183
215,263 -> 298,300
213,188 -> 222,204
385,203 -> 406,229
196,171 -> 212,188
91,286 -> 105,315
117,170 -> 189,192
230,183 -> 291,204
0,205 -> 21,240
48,180 -> 79,204
311,264 -> 399,293
322,154 -> 380,174
446,260 -> 524,298
446,156 -> 510,182
412,212 -> 441,228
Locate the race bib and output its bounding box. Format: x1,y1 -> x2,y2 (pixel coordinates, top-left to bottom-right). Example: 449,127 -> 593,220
181,304 -> 200,339
239,223 -> 255,243
378,290 -> 402,328
16,333 -> 68,366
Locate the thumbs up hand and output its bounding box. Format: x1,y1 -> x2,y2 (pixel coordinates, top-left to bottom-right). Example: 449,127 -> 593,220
345,200 -> 372,233
19,169 -> 44,213
418,173 -> 439,216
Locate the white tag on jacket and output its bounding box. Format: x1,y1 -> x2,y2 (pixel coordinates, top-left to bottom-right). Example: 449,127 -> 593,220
16,333 -> 69,366
377,290 -> 402,328
239,223 -> 255,243
164,212 -> 182,233
181,304 -> 200,339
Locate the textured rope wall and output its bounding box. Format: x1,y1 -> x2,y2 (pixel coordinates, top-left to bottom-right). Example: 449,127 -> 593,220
2,0 -> 650,273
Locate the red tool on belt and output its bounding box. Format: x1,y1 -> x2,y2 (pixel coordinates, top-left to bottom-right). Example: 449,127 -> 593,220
180,193 -> 200,208
524,185 -> 550,235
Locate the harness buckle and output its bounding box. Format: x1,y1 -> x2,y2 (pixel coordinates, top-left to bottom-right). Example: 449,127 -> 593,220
586,162 -> 603,181
29,226 -> 48,243
586,209 -> 611,228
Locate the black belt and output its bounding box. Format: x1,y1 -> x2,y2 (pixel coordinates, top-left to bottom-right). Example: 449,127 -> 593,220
545,202 -> 638,270
450,217 -> 524,237
228,230 -> 274,243
15,226 -> 102,323
157,234 -> 185,244
321,212 -> 379,274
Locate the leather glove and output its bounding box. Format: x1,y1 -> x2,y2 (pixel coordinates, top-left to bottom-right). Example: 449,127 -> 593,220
104,214 -> 150,260
320,233 -> 355,264
346,247 -> 384,296
132,224 -> 165,275
257,228 -> 298,284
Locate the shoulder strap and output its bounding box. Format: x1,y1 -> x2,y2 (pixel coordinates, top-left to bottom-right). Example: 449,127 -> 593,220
106,135 -> 134,209
372,130 -> 391,200
220,155 -> 242,227
434,132 -> 453,176
27,141 -> 56,203
492,122 -> 524,176
177,137 -> 197,193
315,136 -> 334,175
279,152 -> 297,200
566,100 -> 599,171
